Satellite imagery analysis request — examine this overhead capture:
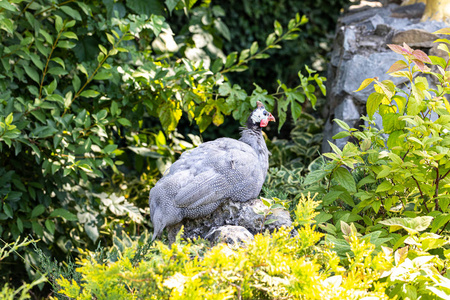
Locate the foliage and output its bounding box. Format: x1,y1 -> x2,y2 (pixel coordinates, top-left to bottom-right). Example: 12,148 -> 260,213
53,194 -> 394,299
217,0 -> 351,92
0,0 -> 324,287
0,237 -> 46,299
304,34 -> 450,237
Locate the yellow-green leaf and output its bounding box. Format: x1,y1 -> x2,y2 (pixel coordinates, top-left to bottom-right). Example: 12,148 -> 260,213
354,78 -> 375,92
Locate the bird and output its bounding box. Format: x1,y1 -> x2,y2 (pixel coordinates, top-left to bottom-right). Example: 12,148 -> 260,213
149,101 -> 276,241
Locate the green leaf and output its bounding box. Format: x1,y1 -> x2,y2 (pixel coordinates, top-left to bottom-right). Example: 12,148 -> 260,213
5,113 -> 13,125
380,216 -> 433,234
62,31 -> 78,40
73,74 -> 81,92
118,118 -> 132,127
55,15 -> 63,32
106,33 -> 116,45
303,170 -> 327,186
93,71 -> 112,80
333,131 -> 351,139
17,218 -> 23,232
291,99 -> 302,120
45,219 -> 56,235
250,41 -> 258,55
274,20 -> 283,36
0,19 -> 14,35
3,203 -> 13,218
103,144 -> 118,154
366,92 -> 384,117
376,180 -> 392,193
210,59 -> 223,73
47,67 -> 68,75
32,221 -> 44,237
0,1 -> 18,11
334,119 -> 350,131
430,213 -> 450,233
225,52 -> 238,68
49,208 -> 77,221
31,204 -> 46,218
266,33 -> 276,46
47,79 -> 57,95
372,200 -> 381,214
57,40 -> 76,49
421,237 -> 447,251
30,53 -> 44,70
59,6 -> 82,21
165,0 -> 181,14
333,167 -> 356,193
80,90 -> 100,98
214,19 -> 231,41
23,65 -> 40,84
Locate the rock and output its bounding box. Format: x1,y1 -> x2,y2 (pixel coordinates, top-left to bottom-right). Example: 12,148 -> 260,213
333,52 -> 404,104
340,6 -> 386,25
391,29 -> 437,47
429,42 -> 448,59
204,225 -> 253,246
391,3 -> 425,19
375,24 -> 392,36
166,198 -> 294,244
322,97 -> 361,153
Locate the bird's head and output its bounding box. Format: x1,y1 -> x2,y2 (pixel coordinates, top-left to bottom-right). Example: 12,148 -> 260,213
246,101 -> 276,130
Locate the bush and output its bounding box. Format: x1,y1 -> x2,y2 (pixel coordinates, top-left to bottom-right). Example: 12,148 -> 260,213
0,0 -> 324,288
52,194 -> 394,299
306,33 -> 450,234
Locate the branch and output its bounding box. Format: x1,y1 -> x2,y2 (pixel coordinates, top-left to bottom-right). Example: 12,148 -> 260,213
412,175 -> 429,213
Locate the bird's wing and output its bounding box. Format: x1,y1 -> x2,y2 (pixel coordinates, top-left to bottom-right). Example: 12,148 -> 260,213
169,138 -> 260,208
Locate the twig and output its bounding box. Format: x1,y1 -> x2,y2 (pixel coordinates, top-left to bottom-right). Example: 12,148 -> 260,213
412,175 -> 429,213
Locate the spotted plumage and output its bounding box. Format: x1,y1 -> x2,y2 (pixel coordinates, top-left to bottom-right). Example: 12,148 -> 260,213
149,101 -> 276,241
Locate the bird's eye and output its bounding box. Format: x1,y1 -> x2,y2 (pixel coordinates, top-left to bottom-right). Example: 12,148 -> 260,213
263,111 -> 268,116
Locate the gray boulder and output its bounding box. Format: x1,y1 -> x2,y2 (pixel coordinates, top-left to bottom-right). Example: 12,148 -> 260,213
323,2 -> 447,153
166,198 -> 294,245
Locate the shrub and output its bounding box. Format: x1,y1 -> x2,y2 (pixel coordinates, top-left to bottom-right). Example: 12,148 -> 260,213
53,194 -> 394,299
305,31 -> 450,238
0,0 -> 324,287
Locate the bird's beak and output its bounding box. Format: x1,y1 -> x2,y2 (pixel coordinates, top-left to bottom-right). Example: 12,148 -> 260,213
268,113 -> 276,122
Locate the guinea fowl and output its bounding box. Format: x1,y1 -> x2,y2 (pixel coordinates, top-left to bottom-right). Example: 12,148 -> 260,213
149,101 -> 275,241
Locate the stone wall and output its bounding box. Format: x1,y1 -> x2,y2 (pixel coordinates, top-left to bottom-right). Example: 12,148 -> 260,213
323,1 -> 446,152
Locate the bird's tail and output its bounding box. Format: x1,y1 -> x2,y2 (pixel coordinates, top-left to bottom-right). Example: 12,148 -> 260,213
150,196 -> 165,242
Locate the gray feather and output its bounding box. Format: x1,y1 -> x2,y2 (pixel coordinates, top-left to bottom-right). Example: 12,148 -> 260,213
149,109 -> 272,241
